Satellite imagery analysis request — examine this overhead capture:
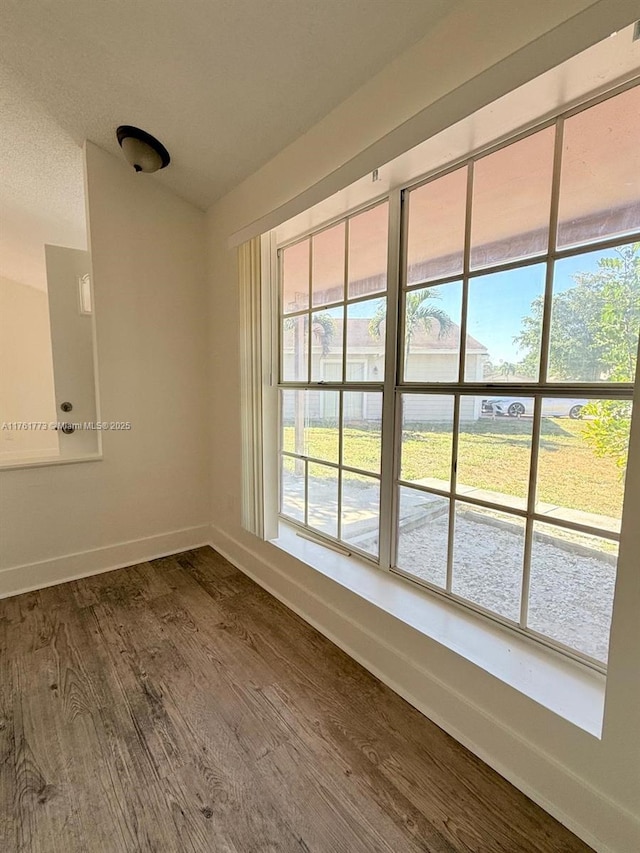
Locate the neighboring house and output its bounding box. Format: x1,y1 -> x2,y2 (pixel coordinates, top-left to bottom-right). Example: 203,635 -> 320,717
283,317 -> 488,423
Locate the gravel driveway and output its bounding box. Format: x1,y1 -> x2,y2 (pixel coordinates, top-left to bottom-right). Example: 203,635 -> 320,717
397,510 -> 615,663
284,471 -> 615,663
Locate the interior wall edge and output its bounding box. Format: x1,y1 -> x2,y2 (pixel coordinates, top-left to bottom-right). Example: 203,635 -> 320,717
209,522 -> 639,853
0,524 -> 211,599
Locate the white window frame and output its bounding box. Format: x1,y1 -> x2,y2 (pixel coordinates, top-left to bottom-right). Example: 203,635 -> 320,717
257,77 -> 640,674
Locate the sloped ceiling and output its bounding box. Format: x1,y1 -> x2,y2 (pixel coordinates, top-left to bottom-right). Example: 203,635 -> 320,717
0,0 -> 460,210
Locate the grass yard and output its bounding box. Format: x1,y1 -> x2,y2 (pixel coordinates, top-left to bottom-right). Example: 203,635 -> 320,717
283,416 -> 628,520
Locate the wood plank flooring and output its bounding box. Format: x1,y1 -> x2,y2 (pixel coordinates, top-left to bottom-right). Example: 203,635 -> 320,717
0,546 -> 594,852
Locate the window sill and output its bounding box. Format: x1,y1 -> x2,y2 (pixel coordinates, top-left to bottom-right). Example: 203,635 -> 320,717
272,522 -> 606,737
0,453 -> 103,472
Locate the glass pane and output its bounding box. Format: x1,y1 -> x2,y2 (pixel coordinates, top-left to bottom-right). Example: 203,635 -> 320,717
400,394 -> 454,490
451,503 -> 524,621
558,87 -> 640,249
312,222 -> 345,307
280,389 -> 303,455
307,392 -> 339,463
280,455 -> 305,523
547,243 -> 640,383
403,283 -> 462,382
536,398 -> 631,533
528,522 -> 617,663
341,472 -> 380,557
457,398 -> 532,510
281,389 -> 339,463
406,167 -> 467,285
307,462 -> 338,538
342,391 -> 382,474
470,127 -> 554,269
396,486 -> 449,588
346,297 -> 385,383
282,239 -> 309,314
466,264 -> 546,382
310,307 -> 343,382
348,202 -> 388,298
281,315 -> 308,382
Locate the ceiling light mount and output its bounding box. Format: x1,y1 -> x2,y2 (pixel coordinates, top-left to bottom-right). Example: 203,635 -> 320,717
116,125 -> 170,173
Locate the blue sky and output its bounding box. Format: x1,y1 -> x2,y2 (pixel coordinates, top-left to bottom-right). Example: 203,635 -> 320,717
341,246 -> 620,364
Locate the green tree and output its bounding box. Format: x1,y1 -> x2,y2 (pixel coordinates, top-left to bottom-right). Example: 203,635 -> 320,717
497,361 -> 517,378
581,399 -> 633,471
515,243 -> 640,468
514,244 -> 640,382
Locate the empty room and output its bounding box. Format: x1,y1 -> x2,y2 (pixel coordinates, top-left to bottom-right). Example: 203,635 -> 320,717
1,1 -> 639,851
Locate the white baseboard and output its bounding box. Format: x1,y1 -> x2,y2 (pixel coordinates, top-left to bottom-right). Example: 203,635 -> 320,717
0,525 -> 211,599
208,523 -> 640,853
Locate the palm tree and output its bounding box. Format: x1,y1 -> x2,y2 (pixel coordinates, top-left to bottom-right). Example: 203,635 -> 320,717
368,290 -> 453,352
284,312 -> 335,465
310,312 -> 335,355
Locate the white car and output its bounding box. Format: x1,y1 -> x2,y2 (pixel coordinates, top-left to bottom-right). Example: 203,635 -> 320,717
481,397 -> 587,419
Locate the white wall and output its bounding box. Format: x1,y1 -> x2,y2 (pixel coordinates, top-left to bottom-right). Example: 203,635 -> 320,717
0,143 -> 210,583
0,276 -> 59,460
206,2 -> 640,851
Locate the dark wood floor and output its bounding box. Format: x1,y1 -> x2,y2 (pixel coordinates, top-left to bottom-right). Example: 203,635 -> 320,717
0,546 -> 593,853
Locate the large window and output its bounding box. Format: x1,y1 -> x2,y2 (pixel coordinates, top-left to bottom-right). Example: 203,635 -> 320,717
279,203 -> 388,557
276,83 -> 640,669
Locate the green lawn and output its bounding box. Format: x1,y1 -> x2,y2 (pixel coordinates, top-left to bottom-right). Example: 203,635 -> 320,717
283,417 -> 628,520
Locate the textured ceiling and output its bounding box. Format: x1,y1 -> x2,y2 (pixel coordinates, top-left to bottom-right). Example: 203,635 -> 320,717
0,65 -> 87,291
0,0 -> 460,210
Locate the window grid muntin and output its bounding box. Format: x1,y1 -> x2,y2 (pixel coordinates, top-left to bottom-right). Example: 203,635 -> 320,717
278,199 -> 391,560
278,384 -> 384,560
395,87 -> 639,667
277,79 -> 640,671
279,199 -> 390,387
397,75 -> 639,234
395,392 -> 622,537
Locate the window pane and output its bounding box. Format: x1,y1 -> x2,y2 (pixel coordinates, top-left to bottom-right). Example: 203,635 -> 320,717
400,394 -> 454,490
281,315 -> 308,382
451,503 -> 524,621
345,297 -> 385,383
307,392 -> 339,464
457,397 -> 532,510
403,283 -> 462,382
348,202 -> 388,298
307,462 -> 338,537
471,127 -> 554,269
342,391 -> 382,474
342,472 -> 380,557
281,389 -> 303,454
312,222 -> 345,306
310,307 -> 343,382
536,398 -> 631,533
547,243 -> 640,383
281,389 -> 339,463
280,455 -> 305,523
396,486 -> 449,588
282,239 -> 309,314
406,167 -> 467,285
558,87 -> 640,249
466,264 -> 546,382
528,522 -> 617,664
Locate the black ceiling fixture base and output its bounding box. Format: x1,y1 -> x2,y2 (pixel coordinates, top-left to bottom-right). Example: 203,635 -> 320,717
116,125 -> 171,169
